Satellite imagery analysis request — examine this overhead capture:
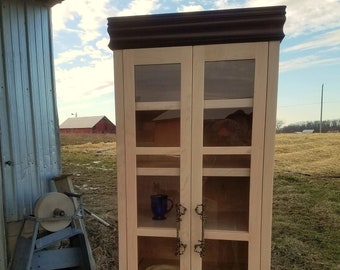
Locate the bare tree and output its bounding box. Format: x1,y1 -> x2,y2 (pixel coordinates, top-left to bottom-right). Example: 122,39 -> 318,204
276,119 -> 285,132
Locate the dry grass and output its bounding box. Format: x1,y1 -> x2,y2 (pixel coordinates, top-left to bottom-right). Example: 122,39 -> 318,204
272,133 -> 340,269
60,133 -> 340,270
60,135 -> 118,270
275,133 -> 340,176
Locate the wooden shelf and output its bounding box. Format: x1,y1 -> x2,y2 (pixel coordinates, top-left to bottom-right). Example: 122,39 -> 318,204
138,259 -> 179,270
205,230 -> 249,241
138,209 -> 177,236
137,168 -> 180,176
203,168 -> 250,177
204,98 -> 253,109
136,101 -> 181,111
202,261 -> 247,270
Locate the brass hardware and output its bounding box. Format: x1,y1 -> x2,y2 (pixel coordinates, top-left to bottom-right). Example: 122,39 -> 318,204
194,203 -> 206,258
175,203 -> 187,256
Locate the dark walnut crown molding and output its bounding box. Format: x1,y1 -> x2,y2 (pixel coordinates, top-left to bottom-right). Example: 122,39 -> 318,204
107,5 -> 286,50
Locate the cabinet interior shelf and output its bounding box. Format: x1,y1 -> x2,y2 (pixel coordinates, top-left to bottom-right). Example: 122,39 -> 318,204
136,146 -> 251,155
135,98 -> 254,111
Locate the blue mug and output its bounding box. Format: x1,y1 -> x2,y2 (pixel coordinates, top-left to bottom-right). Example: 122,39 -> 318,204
151,194 -> 173,220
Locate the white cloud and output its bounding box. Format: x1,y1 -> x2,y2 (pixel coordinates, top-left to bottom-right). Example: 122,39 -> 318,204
55,58 -> 113,104
283,28 -> 340,52
117,0 -> 160,16
177,5 -> 204,12
213,0 -> 244,9
52,0 -> 117,44
243,0 -> 340,38
279,55 -> 340,73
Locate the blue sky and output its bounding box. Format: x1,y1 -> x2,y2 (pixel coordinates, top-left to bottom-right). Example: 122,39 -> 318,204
52,0 -> 340,126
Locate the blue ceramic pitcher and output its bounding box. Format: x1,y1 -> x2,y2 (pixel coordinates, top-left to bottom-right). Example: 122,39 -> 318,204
150,194 -> 173,220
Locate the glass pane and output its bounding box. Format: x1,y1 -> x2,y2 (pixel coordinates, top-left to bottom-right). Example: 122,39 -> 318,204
137,155 -> 180,168
137,176 -> 179,228
135,64 -> 181,102
203,177 -> 249,231
138,237 -> 180,270
136,110 -> 180,147
204,60 -> 255,100
202,240 -> 248,270
203,109 -> 253,146
203,155 -> 250,168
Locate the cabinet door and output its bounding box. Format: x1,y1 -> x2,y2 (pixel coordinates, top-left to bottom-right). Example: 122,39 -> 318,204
121,47 -> 193,270
191,43 -> 269,270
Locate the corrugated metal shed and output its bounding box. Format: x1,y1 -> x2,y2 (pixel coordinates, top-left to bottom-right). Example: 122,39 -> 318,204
0,0 -> 61,222
0,0 -> 64,265
60,116 -> 107,129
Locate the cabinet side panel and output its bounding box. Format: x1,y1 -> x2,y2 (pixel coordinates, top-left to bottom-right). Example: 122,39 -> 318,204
114,50 -> 127,269
123,49 -> 139,269
248,42 -> 269,270
261,41 -> 280,270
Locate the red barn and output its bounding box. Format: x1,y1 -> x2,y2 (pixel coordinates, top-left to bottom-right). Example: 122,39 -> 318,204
59,116 -> 116,134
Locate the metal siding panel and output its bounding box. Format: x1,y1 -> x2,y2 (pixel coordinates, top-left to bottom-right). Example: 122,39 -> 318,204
34,6 -> 52,189
41,8 -> 61,182
18,2 -> 38,217
2,1 -> 20,220
8,2 -> 36,218
1,1 -> 61,222
27,4 -> 49,199
0,3 -> 9,267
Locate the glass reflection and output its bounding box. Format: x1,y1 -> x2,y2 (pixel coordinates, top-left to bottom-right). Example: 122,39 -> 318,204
136,110 -> 180,147
203,109 -> 252,146
204,60 -> 255,100
135,64 -> 181,102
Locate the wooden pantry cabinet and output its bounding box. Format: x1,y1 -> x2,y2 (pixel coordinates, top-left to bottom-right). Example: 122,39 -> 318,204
108,6 -> 286,270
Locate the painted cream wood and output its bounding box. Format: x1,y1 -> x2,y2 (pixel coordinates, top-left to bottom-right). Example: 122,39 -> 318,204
114,41 -> 279,270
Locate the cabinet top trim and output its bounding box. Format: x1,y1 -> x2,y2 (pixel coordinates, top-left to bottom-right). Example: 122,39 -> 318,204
107,6 -> 286,50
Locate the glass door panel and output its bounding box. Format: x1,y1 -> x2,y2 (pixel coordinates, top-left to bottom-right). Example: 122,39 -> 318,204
202,240 -> 248,270
135,64 -> 181,102
138,236 -> 180,270
203,177 -> 249,231
137,176 -> 179,229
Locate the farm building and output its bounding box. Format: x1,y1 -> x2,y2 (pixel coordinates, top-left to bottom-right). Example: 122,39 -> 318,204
60,116 -> 116,134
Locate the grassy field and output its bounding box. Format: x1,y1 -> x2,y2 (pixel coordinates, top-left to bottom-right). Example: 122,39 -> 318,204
60,133 -> 340,270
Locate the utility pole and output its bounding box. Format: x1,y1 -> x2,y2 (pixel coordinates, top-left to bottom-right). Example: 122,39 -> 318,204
320,84 -> 324,133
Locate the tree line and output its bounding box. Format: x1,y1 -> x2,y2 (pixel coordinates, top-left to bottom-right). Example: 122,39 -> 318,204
277,119 -> 340,133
